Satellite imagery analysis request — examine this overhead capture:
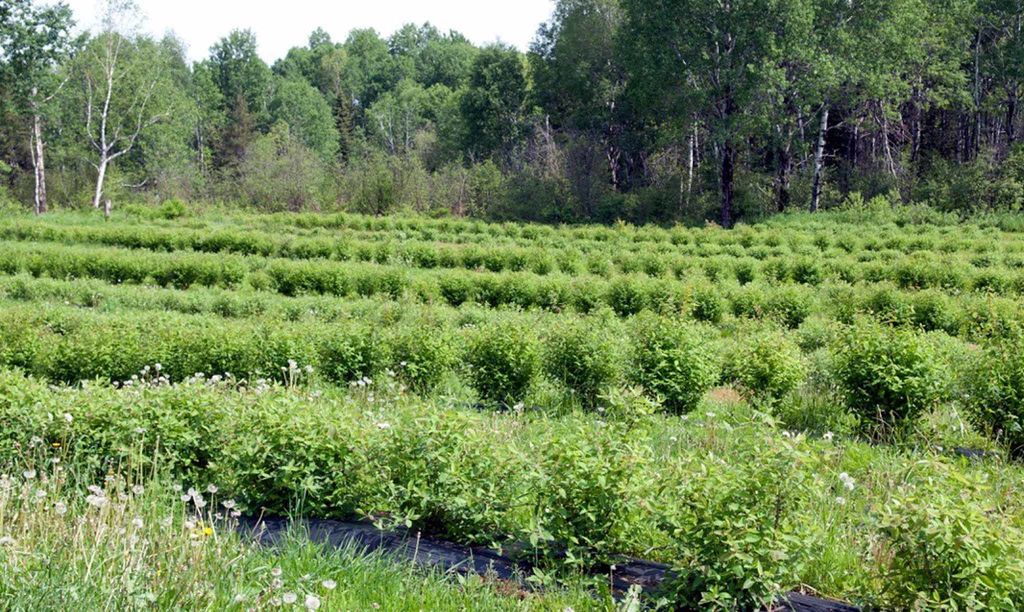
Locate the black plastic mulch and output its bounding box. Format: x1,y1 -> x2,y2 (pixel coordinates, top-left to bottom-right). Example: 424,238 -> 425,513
238,516 -> 860,611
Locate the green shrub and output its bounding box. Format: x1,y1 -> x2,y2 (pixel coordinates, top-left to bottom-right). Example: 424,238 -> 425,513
437,272 -> 478,306
795,315 -> 841,352
791,257 -> 824,285
318,324 -> 383,384
630,314 -> 718,414
965,337 -> 1024,457
660,434 -> 805,609
606,276 -> 649,316
216,392 -> 369,517
158,198 -> 189,219
542,317 -> 621,407
690,284 -> 725,324
874,468 -> 1024,610
373,408 -> 522,542
463,319 -> 540,405
862,283 -> 914,326
598,385 -> 659,424
909,289 -> 962,334
528,422 -> 654,568
731,283 -> 812,328
384,321 -> 456,392
831,319 -> 947,436
0,371 -> 53,457
724,328 -> 807,406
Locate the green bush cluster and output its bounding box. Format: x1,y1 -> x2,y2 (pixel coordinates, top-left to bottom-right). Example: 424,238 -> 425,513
541,316 -> 622,407
964,336 -> 1024,458
874,467 -> 1024,610
660,434 -> 807,609
831,319 -> 948,437
723,327 -> 807,406
0,371 -> 877,607
463,318 -> 540,405
630,314 -> 719,414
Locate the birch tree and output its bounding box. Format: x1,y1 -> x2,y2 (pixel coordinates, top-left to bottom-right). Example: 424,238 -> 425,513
0,1 -> 74,214
78,1 -> 172,208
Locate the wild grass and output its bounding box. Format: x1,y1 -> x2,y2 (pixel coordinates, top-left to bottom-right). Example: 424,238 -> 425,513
0,455 -> 602,611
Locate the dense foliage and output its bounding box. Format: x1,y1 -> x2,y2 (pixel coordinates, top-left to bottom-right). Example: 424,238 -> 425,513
1,0 -> 1022,226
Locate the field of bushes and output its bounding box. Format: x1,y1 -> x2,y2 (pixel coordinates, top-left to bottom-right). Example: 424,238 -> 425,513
3,202 -> 1024,609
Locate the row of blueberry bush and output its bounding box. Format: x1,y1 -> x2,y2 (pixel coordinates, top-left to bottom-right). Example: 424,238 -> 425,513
6,216 -> 1024,285
0,302 -> 1022,455
2,236 -> 1023,339
1,367 -> 1022,609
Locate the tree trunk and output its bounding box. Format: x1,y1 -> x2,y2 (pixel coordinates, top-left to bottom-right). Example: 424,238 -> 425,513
776,144 -> 791,213
682,126 -> 695,215
720,140 -> 735,228
881,109 -> 898,179
1008,88 -> 1018,146
810,106 -> 829,213
92,157 -> 109,209
973,29 -> 983,160
687,127 -> 695,196
31,108 -> 48,215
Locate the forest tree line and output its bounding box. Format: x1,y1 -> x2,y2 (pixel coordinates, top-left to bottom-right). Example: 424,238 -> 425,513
1,0 -> 1022,226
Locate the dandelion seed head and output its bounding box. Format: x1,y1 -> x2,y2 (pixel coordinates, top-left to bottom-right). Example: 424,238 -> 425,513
85,494 -> 108,508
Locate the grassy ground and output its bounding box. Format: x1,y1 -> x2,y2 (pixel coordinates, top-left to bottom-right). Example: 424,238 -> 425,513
0,468 -> 603,611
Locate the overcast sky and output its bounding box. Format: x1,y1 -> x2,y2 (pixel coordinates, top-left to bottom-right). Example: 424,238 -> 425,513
62,0 -> 556,63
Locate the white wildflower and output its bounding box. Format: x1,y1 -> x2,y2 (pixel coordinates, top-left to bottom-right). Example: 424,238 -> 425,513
85,494 -> 108,508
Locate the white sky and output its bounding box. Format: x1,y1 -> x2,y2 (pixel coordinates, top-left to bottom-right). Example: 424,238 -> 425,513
63,0 -> 557,63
